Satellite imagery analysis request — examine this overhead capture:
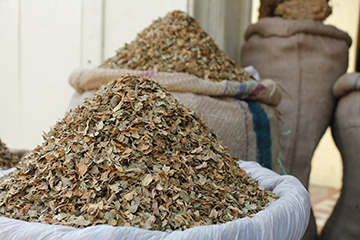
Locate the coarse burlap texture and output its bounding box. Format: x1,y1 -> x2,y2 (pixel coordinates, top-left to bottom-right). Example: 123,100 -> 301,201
68,68 -> 282,171
332,72 -> 360,98
241,17 -> 352,188
320,73 -> 360,240
241,18 -> 351,240
0,161 -> 311,240
69,68 -> 281,106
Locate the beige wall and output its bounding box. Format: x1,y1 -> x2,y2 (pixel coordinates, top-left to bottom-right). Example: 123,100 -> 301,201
310,128 -> 343,189
0,0 -> 188,150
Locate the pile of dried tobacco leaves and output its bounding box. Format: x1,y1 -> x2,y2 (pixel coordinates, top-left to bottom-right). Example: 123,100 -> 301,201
100,10 -> 252,83
0,139 -> 20,170
0,75 -> 277,232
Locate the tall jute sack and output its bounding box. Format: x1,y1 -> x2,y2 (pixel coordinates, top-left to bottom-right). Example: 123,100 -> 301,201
320,73 -> 360,240
241,17 -> 351,187
68,68 -> 282,171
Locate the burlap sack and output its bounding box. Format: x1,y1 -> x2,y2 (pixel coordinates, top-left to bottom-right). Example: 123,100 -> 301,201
320,73 -> 360,240
241,17 -> 352,187
69,68 -> 281,106
68,68 -> 282,171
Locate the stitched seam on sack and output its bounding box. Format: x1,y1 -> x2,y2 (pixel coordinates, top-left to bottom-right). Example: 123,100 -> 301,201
288,34 -> 302,174
237,101 -> 249,161
222,80 -> 229,95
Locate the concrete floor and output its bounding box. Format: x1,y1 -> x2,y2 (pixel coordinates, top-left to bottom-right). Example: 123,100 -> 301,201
309,185 -> 341,234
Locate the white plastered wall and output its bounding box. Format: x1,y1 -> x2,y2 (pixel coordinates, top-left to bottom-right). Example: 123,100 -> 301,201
0,0 -> 189,150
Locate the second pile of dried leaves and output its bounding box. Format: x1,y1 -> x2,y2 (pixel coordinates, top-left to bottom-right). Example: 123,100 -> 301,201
100,10 -> 252,83
0,139 -> 20,170
0,75 -> 277,232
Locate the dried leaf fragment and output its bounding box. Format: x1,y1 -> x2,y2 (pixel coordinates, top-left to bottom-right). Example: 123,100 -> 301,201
142,174 -> 153,186
0,75 -> 278,232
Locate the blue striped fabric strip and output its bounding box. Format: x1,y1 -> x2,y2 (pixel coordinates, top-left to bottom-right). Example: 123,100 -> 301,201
247,101 -> 272,169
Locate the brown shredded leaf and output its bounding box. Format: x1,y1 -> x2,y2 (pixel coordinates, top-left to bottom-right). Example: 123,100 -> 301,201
0,139 -> 21,170
100,10 -> 253,83
0,75 -> 278,232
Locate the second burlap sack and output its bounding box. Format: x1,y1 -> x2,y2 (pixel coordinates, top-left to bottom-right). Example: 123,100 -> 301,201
241,17 -> 352,188
320,73 -> 360,240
